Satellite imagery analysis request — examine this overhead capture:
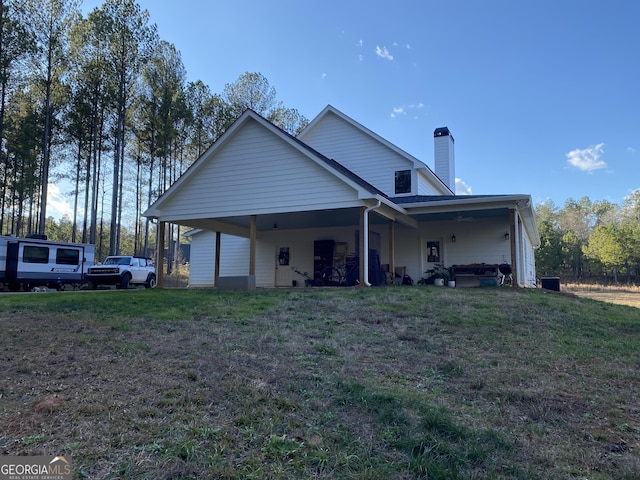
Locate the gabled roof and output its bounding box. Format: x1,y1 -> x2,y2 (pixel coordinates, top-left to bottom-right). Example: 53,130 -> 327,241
144,108 -> 395,219
300,105 -> 453,194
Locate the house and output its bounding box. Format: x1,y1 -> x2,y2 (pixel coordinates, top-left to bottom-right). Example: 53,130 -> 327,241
143,105 -> 540,289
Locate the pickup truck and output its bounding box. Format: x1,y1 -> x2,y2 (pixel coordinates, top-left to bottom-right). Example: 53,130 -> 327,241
86,255 -> 156,289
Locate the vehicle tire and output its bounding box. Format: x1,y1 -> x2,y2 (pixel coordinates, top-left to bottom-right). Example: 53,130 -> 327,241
87,280 -> 97,290
320,266 -> 342,286
145,274 -> 157,289
119,273 -> 131,290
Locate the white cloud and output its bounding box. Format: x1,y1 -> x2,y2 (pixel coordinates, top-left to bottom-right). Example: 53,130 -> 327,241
626,146 -> 636,154
356,39 -> 363,47
375,45 -> 393,60
358,54 -> 364,62
321,72 -> 327,79
46,183 -> 75,220
566,143 -> 606,172
390,106 -> 405,118
455,178 -> 472,195
390,102 -> 424,118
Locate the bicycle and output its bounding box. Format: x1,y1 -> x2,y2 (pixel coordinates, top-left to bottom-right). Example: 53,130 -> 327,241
319,256 -> 360,286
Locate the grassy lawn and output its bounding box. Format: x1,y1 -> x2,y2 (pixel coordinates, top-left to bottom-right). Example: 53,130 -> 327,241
0,286 -> 638,479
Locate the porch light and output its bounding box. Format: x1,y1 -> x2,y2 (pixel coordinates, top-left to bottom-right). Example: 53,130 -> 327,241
504,232 -> 510,241
451,234 -> 456,243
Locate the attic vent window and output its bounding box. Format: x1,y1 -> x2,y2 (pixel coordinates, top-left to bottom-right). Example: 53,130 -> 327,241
395,170 -> 411,194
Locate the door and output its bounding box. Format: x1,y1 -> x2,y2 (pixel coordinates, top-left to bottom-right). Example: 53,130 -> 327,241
275,245 -> 293,287
423,239 -> 443,273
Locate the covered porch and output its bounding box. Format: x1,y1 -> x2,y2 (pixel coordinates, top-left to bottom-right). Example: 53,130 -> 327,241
151,195 -> 536,289
153,199 -> 412,289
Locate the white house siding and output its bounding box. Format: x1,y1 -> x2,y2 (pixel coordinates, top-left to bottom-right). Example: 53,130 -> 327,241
188,231 -> 249,287
416,170 -> 443,195
157,119 -> 361,221
392,219 -> 513,282
520,231 -> 536,287
517,214 -> 537,287
189,230 -> 216,286
299,112 -> 414,196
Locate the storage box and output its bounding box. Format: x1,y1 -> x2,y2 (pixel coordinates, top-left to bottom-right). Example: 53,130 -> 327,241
540,276 -> 560,291
479,277 -> 499,287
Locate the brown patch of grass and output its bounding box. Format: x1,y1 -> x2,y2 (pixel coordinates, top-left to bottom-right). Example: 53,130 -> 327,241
564,283 -> 640,308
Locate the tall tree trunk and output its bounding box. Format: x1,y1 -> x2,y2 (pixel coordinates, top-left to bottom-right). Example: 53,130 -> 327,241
82,137 -> 91,243
143,153 -> 153,257
116,129 -> 125,253
89,104 -> 104,245
0,79 -> 6,234
72,141 -> 82,243
109,111 -> 121,255
38,13 -> 55,235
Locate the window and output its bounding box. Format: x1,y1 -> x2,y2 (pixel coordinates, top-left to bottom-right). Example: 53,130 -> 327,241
278,247 -> 290,266
56,248 -> 80,265
23,246 -> 49,263
427,241 -> 440,263
395,170 -> 411,194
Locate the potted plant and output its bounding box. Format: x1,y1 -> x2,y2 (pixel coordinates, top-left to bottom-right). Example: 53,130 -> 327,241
422,264 -> 451,286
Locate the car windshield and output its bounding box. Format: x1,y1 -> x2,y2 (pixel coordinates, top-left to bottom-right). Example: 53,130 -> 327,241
104,257 -> 131,265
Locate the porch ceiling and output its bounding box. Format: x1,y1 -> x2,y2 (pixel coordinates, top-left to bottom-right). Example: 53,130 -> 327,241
171,206 -> 512,237
406,207 -> 510,223
173,206 -> 394,236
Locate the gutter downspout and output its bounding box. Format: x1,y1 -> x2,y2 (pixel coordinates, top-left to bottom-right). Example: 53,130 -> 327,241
363,200 -> 381,287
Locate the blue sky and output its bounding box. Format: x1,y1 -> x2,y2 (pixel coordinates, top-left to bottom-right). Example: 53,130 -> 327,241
73,0 -> 639,214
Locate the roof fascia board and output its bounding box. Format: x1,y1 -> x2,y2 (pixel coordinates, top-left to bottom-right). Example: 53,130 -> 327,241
152,199 -> 370,224
401,194 -> 530,212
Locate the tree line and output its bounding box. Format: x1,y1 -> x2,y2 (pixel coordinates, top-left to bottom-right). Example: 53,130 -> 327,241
5,1 -> 638,282
0,0 -> 307,262
535,191 -> 640,284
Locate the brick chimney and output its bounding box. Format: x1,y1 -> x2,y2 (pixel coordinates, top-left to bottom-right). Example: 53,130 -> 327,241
434,127 -> 455,193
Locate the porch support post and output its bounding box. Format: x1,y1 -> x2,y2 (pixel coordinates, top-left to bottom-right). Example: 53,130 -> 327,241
509,209 -> 518,287
358,206 -> 366,287
214,231 -> 221,288
156,221 -> 165,287
249,215 -> 257,276
388,220 -> 395,283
